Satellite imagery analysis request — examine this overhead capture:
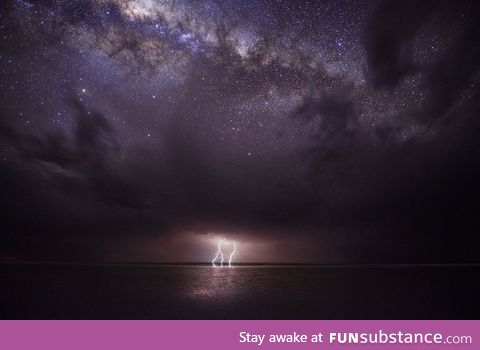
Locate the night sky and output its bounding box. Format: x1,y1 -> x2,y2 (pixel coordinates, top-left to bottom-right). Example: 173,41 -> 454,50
1,0 -> 480,263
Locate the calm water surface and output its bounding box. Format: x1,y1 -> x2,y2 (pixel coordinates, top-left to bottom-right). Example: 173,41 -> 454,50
1,263 -> 478,319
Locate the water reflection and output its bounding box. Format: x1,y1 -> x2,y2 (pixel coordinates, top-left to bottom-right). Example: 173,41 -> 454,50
183,266 -> 249,302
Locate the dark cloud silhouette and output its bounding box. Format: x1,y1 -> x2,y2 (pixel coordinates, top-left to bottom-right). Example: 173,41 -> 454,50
363,0 -> 480,121
362,0 -> 440,89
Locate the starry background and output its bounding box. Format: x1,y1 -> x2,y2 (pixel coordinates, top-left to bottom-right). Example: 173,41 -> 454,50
1,0 -> 480,263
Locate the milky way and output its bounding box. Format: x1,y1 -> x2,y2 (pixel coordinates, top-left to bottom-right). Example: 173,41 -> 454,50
1,0 -> 480,263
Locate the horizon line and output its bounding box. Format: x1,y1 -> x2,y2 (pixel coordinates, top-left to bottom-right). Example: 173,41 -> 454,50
1,260 -> 480,267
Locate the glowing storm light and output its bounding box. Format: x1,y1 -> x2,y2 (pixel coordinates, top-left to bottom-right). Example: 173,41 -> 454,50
212,239 -> 237,267
228,241 -> 237,267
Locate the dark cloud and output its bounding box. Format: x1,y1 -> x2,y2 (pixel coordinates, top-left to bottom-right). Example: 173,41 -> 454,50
362,0 -> 440,89
363,0 -> 480,121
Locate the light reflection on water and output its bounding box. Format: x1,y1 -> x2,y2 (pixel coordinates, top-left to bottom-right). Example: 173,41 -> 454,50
183,266 -> 249,301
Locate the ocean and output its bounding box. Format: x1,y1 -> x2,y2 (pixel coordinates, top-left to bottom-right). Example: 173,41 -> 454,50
1,263 -> 478,319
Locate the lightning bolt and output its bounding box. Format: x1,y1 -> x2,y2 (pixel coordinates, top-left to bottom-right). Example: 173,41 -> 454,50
212,239 -> 238,267
228,241 -> 237,267
212,239 -> 225,267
